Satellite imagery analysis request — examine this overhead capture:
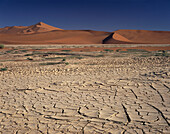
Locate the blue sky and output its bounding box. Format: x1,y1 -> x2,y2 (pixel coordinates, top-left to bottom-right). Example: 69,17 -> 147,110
0,0 -> 170,31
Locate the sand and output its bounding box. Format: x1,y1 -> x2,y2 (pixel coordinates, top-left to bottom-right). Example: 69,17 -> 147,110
0,22 -> 62,34
1,22 -> 170,44
0,30 -> 111,44
104,30 -> 170,44
0,44 -> 169,133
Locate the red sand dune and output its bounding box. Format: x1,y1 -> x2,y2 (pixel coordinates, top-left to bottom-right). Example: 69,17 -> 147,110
103,30 -> 170,44
0,22 -> 62,34
0,22 -> 170,44
0,30 -> 111,44
0,22 -> 111,44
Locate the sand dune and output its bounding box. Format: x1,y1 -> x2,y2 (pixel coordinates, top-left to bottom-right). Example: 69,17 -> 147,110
0,22 -> 62,34
0,22 -> 111,44
0,29 -> 111,44
102,33 -> 132,44
0,23 -> 170,44
103,30 -> 170,44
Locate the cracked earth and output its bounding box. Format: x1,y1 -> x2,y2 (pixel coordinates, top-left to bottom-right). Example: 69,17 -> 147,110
0,56 -> 170,133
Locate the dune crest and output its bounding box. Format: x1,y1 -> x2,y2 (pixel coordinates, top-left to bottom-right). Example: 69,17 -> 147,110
0,22 -> 63,34
113,33 -> 132,42
104,29 -> 170,44
23,22 -> 63,34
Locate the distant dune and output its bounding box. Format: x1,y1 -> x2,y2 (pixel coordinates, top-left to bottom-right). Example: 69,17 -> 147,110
0,22 -> 170,44
0,22 -> 111,44
103,30 -> 170,44
0,22 -> 62,34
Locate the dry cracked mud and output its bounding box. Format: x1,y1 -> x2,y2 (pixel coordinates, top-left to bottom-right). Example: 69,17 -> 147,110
0,54 -> 170,133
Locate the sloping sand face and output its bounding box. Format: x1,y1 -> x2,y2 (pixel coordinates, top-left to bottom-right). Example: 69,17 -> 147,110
104,30 -> 170,44
0,22 -> 62,34
0,45 -> 169,133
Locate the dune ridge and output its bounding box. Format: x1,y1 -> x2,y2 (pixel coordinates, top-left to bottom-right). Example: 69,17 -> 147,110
103,30 -> 170,44
0,22 -> 170,44
0,29 -> 111,44
0,22 -> 62,34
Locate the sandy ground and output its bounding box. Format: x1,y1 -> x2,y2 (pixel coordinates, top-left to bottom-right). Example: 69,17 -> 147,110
0,45 -> 170,133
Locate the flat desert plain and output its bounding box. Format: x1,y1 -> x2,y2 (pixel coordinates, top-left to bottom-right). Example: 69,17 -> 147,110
0,44 -> 170,134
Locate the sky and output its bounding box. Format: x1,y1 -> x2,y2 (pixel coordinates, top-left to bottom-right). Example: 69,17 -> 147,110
0,0 -> 170,32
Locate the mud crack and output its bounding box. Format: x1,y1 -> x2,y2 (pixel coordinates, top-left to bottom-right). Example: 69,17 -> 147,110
122,104 -> 131,125
150,85 -> 164,102
147,103 -> 170,126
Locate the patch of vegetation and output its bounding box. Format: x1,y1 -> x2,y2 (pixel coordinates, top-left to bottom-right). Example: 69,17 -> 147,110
94,55 -> 104,57
0,44 -> 4,49
45,55 -> 84,61
34,48 -> 42,50
119,49 -> 150,53
76,56 -> 83,59
32,51 -> 44,54
21,50 -> 28,52
87,63 -> 98,65
126,49 -> 149,52
116,49 -> 121,52
65,62 -> 69,65
62,58 -> 66,61
40,56 -> 70,65
27,58 -> 33,61
156,50 -> 169,57
3,49 -> 21,54
139,50 -> 169,57
24,54 -> 34,56
155,50 -> 169,57
86,54 -> 104,57
139,54 -> 153,57
39,62 -> 63,65
6,50 -> 12,53
104,49 -> 114,52
45,57 -> 65,60
112,54 -> 126,57
119,51 -> 128,53
0,67 -> 7,71
13,51 -> 19,54
139,54 -> 151,57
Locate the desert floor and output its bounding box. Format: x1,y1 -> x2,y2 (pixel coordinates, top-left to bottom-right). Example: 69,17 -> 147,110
0,44 -> 170,134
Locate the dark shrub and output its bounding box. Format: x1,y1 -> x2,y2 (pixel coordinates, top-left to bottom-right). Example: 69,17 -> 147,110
0,44 -> 4,49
